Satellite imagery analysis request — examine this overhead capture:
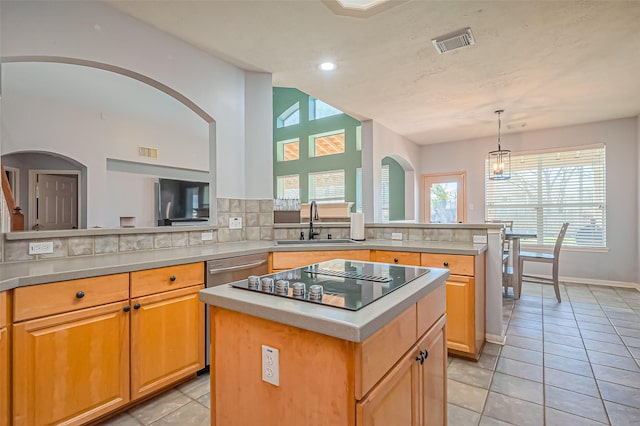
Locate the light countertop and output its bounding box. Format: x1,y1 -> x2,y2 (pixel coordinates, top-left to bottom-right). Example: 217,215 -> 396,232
199,266 -> 449,342
0,239 -> 484,291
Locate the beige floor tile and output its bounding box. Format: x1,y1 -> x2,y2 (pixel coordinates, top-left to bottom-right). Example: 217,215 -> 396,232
149,401 -> 209,426
177,375 -> 210,400
447,379 -> 489,412
544,385 -> 609,424
128,389 -> 191,425
447,403 -> 481,425
482,391 -> 543,426
544,407 -> 608,426
479,415 -> 515,425
98,412 -> 142,426
543,331 -> 584,348
495,357 -> 543,383
504,335 -> 543,352
592,364 -> 640,389
490,372 -> 543,404
448,358 -> 495,389
544,354 -> 593,377
587,349 -> 640,372
544,368 -> 599,397
196,393 -> 210,409
597,380 -> 640,409
603,400 -> 640,426
500,345 -> 543,366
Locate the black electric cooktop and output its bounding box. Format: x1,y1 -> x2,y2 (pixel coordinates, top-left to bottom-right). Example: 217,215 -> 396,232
229,259 -> 430,311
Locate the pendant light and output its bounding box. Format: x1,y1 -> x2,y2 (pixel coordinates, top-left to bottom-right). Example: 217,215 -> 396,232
488,109 -> 511,180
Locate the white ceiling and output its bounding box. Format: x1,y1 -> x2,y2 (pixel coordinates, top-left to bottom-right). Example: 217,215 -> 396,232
107,0 -> 640,145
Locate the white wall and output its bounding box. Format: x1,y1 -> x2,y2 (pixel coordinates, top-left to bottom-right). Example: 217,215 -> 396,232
421,117 -> 640,285
637,115 -> 640,284
363,121 -> 421,222
1,1 -> 273,227
244,72 -> 274,199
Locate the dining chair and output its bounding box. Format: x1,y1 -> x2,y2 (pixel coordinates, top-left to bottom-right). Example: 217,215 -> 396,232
517,222 -> 569,302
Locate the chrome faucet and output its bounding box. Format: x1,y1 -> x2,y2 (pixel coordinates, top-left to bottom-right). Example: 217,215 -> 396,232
309,201 -> 320,240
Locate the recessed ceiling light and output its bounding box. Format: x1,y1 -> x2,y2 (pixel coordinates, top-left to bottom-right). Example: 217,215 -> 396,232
319,62 -> 336,71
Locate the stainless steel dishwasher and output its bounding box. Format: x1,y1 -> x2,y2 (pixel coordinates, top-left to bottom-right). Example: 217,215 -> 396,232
204,253 -> 269,367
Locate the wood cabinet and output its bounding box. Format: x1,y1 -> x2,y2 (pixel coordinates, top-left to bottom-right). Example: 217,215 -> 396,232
421,253 -> 485,360
1,292 -> 8,426
130,284 -> 205,400
356,315 -> 447,426
12,274 -> 130,425
270,250 -> 370,272
371,250 -> 421,266
210,282 -> 447,425
10,262 -> 205,425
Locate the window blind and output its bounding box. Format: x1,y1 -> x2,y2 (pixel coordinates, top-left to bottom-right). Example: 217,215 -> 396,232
309,170 -> 345,202
485,144 -> 606,248
381,164 -> 390,222
276,174 -> 299,199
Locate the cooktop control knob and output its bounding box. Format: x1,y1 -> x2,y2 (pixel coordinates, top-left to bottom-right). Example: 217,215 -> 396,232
292,282 -> 306,298
260,277 -> 274,293
275,280 -> 290,295
309,284 -> 324,301
247,276 -> 261,290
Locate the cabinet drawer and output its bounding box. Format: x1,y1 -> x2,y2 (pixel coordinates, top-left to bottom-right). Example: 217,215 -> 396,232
131,262 -> 204,298
372,250 -> 421,266
0,292 -> 6,328
355,304 -> 417,400
271,250 -> 369,271
13,274 -> 130,322
417,284 -> 446,337
421,253 -> 474,276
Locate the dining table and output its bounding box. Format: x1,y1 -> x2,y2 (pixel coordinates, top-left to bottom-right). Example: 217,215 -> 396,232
504,229 -> 537,298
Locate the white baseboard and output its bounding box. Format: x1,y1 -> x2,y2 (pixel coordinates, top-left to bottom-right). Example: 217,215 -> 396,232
485,333 -> 506,345
523,274 -> 640,291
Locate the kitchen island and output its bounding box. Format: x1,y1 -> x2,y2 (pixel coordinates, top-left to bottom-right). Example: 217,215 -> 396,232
199,260 -> 449,426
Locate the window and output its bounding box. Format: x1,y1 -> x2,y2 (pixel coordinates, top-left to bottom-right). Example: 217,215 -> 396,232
381,164 -> 389,222
485,144 -> 606,248
276,175 -> 300,199
276,102 -> 299,128
309,170 -> 345,202
310,131 -> 345,157
309,98 -> 342,120
276,139 -> 299,161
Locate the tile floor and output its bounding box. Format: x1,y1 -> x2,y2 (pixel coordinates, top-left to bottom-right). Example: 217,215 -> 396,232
99,281 -> 640,426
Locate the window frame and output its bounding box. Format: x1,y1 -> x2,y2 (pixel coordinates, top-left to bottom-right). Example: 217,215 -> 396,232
308,130 -> 346,158
276,138 -> 300,162
308,169 -> 346,203
485,143 -> 606,249
276,174 -> 300,199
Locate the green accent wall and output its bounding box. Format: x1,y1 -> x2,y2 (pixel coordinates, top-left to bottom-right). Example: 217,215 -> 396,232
382,156 -> 405,220
273,87 -> 361,206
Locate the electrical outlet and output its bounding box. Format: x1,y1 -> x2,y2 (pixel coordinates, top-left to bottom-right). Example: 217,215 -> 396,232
261,345 -> 279,386
201,231 -> 213,241
29,241 -> 54,255
229,217 -> 243,229
473,235 -> 488,244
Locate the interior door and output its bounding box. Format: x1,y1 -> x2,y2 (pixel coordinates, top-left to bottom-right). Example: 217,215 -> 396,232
422,172 -> 466,223
30,172 -> 79,230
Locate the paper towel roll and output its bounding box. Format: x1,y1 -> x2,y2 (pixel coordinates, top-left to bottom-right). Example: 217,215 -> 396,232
350,212 -> 365,241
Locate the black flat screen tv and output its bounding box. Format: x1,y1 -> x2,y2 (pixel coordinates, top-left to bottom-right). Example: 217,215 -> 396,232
158,178 -> 209,225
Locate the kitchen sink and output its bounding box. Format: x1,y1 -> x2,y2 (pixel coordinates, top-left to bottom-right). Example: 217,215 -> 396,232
275,239 -> 360,245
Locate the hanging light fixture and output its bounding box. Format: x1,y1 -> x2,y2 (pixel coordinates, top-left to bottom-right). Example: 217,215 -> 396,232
488,109 -> 511,180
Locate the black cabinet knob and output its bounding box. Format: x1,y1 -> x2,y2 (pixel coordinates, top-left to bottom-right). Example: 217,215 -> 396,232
123,305 -> 131,312
393,258 -> 399,263
169,275 -> 177,282
443,261 -> 449,267
134,303 -> 141,310
76,291 -> 85,299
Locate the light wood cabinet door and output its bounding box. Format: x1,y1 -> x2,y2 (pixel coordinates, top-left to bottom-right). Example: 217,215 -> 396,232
356,338 -> 420,426
445,275 -> 474,354
372,250 -> 421,266
130,284 -> 205,400
12,301 -> 130,426
0,327 -> 8,426
418,315 -> 447,426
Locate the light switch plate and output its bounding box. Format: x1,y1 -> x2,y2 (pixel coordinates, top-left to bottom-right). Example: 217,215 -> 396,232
473,235 -> 488,244
201,232 -> 213,241
229,217 -> 243,229
261,345 -> 279,386
29,241 -> 54,255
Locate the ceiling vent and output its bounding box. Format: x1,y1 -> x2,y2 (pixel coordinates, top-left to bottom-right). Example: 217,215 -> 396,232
432,27 -> 475,54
